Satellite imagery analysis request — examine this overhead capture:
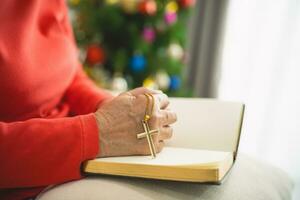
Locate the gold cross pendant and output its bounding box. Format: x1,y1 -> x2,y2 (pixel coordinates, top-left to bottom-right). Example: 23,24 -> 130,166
137,120 -> 159,158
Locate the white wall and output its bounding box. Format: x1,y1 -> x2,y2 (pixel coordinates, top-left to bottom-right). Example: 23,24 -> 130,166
217,0 -> 300,186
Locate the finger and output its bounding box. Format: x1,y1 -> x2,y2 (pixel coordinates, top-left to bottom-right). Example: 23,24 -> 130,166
156,140 -> 164,153
153,93 -> 169,109
128,87 -> 162,96
160,110 -> 177,125
158,125 -> 173,140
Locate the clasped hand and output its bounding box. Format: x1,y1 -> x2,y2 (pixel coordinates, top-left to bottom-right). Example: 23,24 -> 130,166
94,87 -> 177,157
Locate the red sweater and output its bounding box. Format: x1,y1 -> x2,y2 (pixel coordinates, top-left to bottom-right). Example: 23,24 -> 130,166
0,0 -> 111,199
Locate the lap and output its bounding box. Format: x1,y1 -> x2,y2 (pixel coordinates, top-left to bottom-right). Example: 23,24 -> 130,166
37,154 -> 294,200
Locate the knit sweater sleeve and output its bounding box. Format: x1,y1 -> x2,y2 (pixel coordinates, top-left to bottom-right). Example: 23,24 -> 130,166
0,114 -> 98,188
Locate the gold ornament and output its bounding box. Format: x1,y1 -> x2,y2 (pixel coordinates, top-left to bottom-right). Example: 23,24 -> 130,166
143,77 -> 158,89
120,0 -> 140,13
166,1 -> 178,13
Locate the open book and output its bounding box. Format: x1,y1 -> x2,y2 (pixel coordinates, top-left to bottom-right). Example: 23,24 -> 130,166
84,98 -> 245,183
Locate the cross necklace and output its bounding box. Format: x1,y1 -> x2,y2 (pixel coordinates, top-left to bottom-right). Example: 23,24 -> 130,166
136,93 -> 159,158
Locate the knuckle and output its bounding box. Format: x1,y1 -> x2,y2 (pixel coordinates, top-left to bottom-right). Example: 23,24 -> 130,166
159,112 -> 168,125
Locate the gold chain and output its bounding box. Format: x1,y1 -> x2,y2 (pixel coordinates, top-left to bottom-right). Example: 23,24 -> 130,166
143,93 -> 155,122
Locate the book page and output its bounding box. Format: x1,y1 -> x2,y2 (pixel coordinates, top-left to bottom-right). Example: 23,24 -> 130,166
95,147 -> 232,166
166,98 -> 244,154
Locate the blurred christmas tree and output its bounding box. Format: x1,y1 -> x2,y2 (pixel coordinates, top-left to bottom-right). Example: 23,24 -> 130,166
68,0 -> 195,96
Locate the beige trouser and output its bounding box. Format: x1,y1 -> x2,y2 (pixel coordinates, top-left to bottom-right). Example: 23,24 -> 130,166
36,154 -> 293,200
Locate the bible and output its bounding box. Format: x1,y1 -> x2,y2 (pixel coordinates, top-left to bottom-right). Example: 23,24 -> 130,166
84,98 -> 245,183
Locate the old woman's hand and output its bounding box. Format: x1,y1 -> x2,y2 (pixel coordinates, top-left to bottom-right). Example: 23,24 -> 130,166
94,87 -> 177,157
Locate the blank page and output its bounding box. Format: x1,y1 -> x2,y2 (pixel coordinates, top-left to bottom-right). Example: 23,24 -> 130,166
166,98 -> 244,154
93,147 -> 232,167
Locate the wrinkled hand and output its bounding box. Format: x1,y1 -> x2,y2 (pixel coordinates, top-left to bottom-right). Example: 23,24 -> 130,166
94,87 -> 177,157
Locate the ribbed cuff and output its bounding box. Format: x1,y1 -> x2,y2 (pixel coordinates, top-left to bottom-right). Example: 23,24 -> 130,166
79,113 -> 99,161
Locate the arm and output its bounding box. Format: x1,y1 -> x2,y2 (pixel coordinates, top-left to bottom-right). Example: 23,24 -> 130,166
0,114 -> 98,188
64,65 -> 113,115
59,0 -> 112,115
